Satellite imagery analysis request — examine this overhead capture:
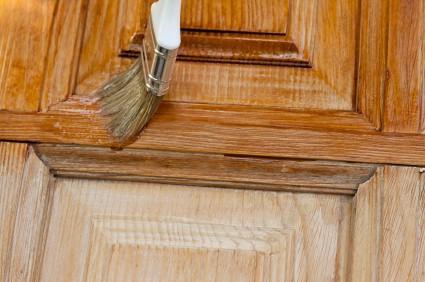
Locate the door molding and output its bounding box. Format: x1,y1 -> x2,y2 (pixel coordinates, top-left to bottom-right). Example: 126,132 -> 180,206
34,143 -> 378,195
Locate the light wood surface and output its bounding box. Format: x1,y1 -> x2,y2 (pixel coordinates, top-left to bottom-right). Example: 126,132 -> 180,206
350,166 -> 425,281
1,147 -> 424,281
7,147 -> 52,282
0,143 -> 28,281
40,178 -> 352,281
0,144 -> 52,282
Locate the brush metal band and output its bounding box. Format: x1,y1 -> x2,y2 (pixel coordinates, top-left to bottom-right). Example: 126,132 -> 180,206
141,18 -> 178,97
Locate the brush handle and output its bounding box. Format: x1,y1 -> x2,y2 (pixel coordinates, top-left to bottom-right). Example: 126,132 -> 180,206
141,0 -> 181,97
151,0 -> 181,50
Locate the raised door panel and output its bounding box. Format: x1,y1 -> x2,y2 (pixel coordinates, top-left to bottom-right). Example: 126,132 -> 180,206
49,0 -> 358,111
40,178 -> 352,281
2,144 -> 424,281
1,0 -> 425,167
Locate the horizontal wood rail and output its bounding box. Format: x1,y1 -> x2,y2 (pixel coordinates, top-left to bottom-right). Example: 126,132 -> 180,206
34,143 -> 377,195
1,101 -> 425,167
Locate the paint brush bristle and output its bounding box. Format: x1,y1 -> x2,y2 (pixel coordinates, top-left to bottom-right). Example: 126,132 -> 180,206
96,56 -> 162,143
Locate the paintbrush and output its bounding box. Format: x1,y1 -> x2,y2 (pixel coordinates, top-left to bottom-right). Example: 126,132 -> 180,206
96,0 -> 181,143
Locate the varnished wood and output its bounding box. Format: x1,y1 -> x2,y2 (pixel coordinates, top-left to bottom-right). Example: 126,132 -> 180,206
0,1 -> 56,112
75,0 -> 356,111
40,0 -> 88,111
383,0 -> 425,133
35,143 -> 377,194
356,0 -> 388,129
49,97 -> 376,132
123,32 -> 305,67
121,0 -> 311,66
2,106 -> 425,166
181,0 -> 289,34
74,0 -> 143,101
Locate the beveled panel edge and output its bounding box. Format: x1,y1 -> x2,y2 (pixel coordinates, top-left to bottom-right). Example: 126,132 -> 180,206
33,143 -> 378,195
121,31 -> 308,67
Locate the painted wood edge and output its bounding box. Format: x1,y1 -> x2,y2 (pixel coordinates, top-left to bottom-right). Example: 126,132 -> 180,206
33,144 -> 378,195
1,108 -> 425,166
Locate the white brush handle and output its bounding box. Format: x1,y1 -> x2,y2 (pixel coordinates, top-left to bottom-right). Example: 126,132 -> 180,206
151,0 -> 181,50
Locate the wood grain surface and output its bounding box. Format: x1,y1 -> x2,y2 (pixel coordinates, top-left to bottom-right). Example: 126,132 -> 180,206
0,144 -> 52,282
350,168 -> 382,281
356,0 -> 388,129
1,0 -> 425,280
350,166 -> 425,281
384,0 -> 425,134
76,0 -> 356,111
40,178 -> 352,281
123,32 -> 304,66
0,143 -> 28,281
181,0 -> 289,34
35,143 -> 377,194
0,0 -> 56,112
40,0 -> 88,111
6,147 -> 52,282
1,106 -> 425,166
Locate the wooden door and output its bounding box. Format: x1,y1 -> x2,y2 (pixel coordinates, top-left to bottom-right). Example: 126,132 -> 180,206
1,0 -> 424,281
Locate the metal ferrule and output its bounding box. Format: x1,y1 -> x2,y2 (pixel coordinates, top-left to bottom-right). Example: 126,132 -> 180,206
141,18 -> 178,97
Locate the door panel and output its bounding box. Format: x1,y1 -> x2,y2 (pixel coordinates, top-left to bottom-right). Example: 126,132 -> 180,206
1,0 -> 425,167
1,145 -> 424,281
0,143 -> 52,282
0,0 -> 425,280
40,178 -> 352,281
0,143 -> 28,281
75,0 -> 357,110
350,167 -> 425,281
